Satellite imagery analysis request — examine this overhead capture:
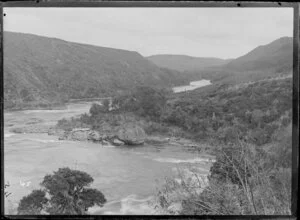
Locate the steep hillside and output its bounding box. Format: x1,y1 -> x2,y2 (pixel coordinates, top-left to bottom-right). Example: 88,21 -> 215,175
225,37 -> 293,72
4,31 -> 186,109
147,54 -> 231,72
189,37 -> 293,84
147,37 -> 293,85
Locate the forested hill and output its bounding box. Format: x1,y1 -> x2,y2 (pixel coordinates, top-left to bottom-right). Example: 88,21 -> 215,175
4,31 -> 186,109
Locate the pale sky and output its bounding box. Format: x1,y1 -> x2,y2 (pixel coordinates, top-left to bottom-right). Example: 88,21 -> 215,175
3,7 -> 293,59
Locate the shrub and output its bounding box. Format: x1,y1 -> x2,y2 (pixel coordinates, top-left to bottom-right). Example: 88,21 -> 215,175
89,103 -> 109,116
56,116 -> 90,131
143,121 -> 170,135
248,128 -> 269,146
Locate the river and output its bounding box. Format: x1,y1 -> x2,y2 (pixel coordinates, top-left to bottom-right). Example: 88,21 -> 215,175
4,101 -> 213,215
172,79 -> 211,93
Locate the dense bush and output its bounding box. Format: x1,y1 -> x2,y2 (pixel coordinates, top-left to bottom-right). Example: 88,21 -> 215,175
159,78 -> 292,145
89,102 -> 109,117
111,86 -> 169,120
57,117 -> 90,131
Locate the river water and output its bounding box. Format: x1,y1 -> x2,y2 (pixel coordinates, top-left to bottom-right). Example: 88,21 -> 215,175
172,79 -> 211,93
4,102 -> 213,215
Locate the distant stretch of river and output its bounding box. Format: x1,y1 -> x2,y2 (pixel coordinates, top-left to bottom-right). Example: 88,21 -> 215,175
173,79 -> 211,93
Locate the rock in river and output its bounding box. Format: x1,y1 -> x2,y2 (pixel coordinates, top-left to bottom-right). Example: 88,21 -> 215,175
63,128 -> 91,141
87,130 -> 102,142
117,124 -> 146,145
111,138 -> 125,146
48,127 -> 65,136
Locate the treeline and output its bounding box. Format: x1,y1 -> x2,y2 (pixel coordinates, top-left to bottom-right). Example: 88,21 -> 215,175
107,77 -> 292,146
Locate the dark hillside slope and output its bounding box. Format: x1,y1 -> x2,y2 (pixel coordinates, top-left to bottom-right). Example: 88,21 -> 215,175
191,37 -> 293,84
225,37 -> 293,72
147,37 -> 292,85
4,31 -> 186,109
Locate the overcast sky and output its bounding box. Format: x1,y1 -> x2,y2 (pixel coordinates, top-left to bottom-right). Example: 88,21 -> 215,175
3,7 -> 293,59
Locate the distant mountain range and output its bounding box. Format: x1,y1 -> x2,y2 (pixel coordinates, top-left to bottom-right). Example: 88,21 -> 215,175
148,37 -> 292,74
3,31 -> 293,109
147,55 -> 232,72
148,37 -> 293,84
3,31 -> 186,109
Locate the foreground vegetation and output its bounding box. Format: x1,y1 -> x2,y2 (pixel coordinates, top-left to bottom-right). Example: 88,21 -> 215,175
156,124 -> 291,215
17,168 -> 106,215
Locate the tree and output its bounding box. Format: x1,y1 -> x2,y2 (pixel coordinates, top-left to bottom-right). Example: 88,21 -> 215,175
102,99 -> 110,112
17,190 -> 48,215
17,167 -> 106,215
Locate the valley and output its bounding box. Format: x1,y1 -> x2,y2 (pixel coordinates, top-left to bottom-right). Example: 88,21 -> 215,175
3,31 -> 293,215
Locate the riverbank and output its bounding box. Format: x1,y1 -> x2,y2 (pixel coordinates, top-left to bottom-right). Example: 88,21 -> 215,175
4,103 -> 67,113
8,121 -> 211,153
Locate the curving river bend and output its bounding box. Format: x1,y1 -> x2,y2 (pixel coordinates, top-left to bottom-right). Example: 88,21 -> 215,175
4,102 -> 213,215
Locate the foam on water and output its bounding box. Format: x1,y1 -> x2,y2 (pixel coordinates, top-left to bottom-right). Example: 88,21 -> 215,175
4,133 -> 16,138
152,157 -> 215,164
23,138 -> 61,143
119,195 -> 156,215
90,194 -> 157,215
172,166 -> 209,173
23,109 -> 68,114
102,144 -> 115,148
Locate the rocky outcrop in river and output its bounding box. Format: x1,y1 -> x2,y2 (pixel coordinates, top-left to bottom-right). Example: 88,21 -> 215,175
56,124 -> 147,146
